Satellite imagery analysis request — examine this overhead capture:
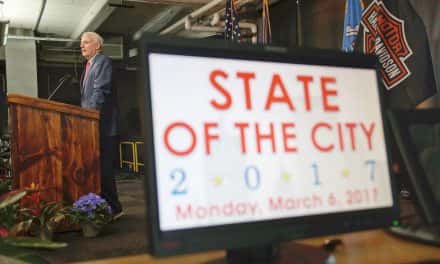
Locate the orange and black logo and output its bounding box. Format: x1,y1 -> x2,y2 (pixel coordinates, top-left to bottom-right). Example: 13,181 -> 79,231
361,0 -> 413,90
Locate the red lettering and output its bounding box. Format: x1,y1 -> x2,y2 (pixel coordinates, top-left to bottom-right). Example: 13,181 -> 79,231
210,70 -> 231,110
264,74 -> 295,111
164,122 -> 196,156
236,72 -> 256,110
360,122 -> 375,150
311,122 -> 334,152
281,122 -> 297,152
337,123 -> 344,151
176,205 -> 193,220
345,122 -> 357,150
297,75 -> 313,111
255,123 -> 276,153
204,122 -> 219,155
320,77 -> 339,112
391,42 -> 402,55
235,122 -> 249,154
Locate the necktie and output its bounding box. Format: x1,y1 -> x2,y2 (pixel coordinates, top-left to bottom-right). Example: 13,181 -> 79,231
83,61 -> 91,87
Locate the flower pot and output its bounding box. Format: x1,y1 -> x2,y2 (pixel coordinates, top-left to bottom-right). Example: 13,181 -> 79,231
39,226 -> 54,241
80,222 -> 101,238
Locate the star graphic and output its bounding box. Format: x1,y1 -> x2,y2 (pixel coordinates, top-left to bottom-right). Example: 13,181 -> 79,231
212,176 -> 223,186
281,171 -> 292,182
341,169 -> 350,177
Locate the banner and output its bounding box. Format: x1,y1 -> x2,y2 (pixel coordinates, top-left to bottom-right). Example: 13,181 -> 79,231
148,53 -> 393,231
355,0 -> 437,108
408,0 -> 440,106
342,0 -> 364,52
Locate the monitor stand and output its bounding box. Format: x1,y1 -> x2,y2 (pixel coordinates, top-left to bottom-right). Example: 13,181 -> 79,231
207,242 -> 331,264
388,190 -> 440,247
226,244 -> 279,264
389,224 -> 440,247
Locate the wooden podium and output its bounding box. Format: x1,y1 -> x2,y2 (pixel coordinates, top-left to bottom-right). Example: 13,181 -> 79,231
7,94 -> 100,204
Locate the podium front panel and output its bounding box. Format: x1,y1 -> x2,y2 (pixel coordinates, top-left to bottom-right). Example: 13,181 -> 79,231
8,94 -> 100,204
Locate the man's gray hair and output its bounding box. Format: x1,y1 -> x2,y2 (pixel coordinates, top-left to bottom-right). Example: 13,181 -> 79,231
82,32 -> 104,49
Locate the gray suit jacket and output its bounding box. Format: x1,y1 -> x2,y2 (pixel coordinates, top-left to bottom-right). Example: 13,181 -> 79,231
81,53 -> 118,136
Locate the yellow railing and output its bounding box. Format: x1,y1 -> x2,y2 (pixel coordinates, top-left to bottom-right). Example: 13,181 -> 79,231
119,140 -> 144,173
119,141 -> 136,172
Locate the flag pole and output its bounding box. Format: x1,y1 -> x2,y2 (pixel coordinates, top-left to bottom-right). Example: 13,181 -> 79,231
296,0 -> 303,47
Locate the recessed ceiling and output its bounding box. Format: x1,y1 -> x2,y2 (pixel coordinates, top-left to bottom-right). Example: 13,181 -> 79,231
2,0 -> 218,39
4,0 -> 98,37
3,0 -> 260,38
3,0 -> 260,63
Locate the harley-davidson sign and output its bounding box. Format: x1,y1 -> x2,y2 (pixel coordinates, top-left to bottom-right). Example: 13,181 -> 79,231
361,0 -> 413,90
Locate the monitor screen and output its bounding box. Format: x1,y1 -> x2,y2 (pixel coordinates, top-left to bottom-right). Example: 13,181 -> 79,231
388,109 -> 440,225
138,36 -> 399,256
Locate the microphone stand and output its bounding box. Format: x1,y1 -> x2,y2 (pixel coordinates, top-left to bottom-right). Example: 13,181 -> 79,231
48,75 -> 71,100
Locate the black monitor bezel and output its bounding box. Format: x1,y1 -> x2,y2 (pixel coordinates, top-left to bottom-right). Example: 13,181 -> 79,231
137,35 -> 400,256
387,109 -> 440,225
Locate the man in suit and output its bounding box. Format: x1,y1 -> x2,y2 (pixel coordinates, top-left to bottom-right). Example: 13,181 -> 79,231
80,32 -> 123,219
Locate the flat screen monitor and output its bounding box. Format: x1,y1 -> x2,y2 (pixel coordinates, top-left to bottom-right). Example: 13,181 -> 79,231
138,36 -> 400,257
388,109 -> 440,245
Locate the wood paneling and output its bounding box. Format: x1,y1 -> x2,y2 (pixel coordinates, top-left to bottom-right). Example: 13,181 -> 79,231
8,93 -> 100,204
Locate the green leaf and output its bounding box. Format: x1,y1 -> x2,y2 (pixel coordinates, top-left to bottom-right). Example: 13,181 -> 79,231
9,220 -> 33,236
3,237 -> 68,249
0,190 -> 27,209
15,254 -> 50,264
51,214 -> 65,224
0,240 -> 51,263
0,240 -> 50,263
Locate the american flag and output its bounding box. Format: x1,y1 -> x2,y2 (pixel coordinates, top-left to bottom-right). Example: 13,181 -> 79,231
224,0 -> 241,42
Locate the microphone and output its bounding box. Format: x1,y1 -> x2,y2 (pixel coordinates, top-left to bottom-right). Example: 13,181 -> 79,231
48,74 -> 72,100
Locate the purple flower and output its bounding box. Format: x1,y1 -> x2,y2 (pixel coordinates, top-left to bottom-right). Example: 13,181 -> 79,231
70,193 -> 112,225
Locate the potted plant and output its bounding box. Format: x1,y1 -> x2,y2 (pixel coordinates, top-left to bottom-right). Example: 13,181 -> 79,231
17,200 -> 66,241
69,193 -> 112,237
10,184 -> 67,241
0,188 -> 68,260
